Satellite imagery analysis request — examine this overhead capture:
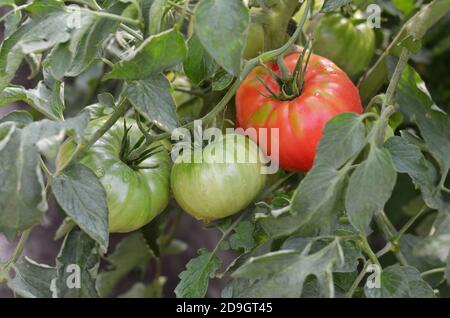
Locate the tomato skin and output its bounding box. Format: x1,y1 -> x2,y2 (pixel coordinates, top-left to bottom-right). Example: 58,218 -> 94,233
57,118 -> 171,233
171,134 -> 266,221
312,12 -> 375,77
236,51 -> 363,172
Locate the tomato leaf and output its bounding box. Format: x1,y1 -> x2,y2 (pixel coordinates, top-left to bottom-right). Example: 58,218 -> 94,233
104,29 -> 187,80
364,265 -> 434,298
52,164 -> 109,253
97,233 -> 152,297
321,0 -> 352,13
345,147 -> 397,233
0,110 -> 33,127
53,228 -> 100,298
314,113 -> 367,169
232,239 -> 344,297
0,81 -> 65,120
127,74 -> 178,132
7,256 -> 56,298
183,34 -> 218,85
175,249 -> 222,298
229,221 -> 256,253
385,136 -> 444,210
414,212 -> 450,264
396,64 -> 450,185
194,0 -> 249,76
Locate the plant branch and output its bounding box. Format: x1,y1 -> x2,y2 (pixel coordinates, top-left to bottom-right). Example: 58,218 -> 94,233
2,228 -> 33,270
382,48 -> 410,111
395,205 -> 431,240
421,267 -> 447,277
374,211 -> 409,266
346,260 -> 369,298
359,235 -> 380,267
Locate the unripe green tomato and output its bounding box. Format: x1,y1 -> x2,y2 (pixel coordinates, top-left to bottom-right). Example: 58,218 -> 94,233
57,117 -> 171,233
171,134 -> 267,221
312,12 -> 375,77
243,22 -> 265,59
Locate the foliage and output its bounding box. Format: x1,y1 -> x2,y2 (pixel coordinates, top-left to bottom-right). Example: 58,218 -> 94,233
0,0 -> 449,299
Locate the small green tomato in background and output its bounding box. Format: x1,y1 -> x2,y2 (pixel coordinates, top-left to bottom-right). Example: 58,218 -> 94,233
171,133 -> 267,221
57,117 -> 171,233
312,12 -> 376,77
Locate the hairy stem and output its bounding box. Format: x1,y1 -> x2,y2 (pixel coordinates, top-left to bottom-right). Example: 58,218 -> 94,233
2,228 -> 33,270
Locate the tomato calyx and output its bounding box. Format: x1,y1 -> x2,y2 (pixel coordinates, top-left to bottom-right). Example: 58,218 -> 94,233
256,43 -> 313,101
119,119 -> 162,170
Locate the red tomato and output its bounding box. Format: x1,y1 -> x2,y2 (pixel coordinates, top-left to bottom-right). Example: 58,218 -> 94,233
236,51 -> 363,172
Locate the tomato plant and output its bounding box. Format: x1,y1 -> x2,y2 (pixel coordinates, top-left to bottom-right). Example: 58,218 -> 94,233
171,133 -> 266,221
0,0 -> 449,301
236,50 -> 363,171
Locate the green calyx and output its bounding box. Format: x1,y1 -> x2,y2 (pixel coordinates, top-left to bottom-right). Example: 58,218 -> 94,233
256,43 -> 312,101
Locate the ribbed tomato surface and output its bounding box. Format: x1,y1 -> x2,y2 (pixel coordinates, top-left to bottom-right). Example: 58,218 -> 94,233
236,51 -> 363,171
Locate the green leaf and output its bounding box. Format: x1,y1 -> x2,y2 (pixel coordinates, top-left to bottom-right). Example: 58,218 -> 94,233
183,34 -> 218,85
118,278 -> 167,298
127,74 -> 178,132
0,122 -> 58,233
259,113 -> 367,238
229,221 -> 256,253
105,29 -> 187,80
175,249 -> 222,298
194,0 -> 249,76
364,265 -> 434,298
314,113 -> 367,169
4,9 -> 22,38
212,69 -> 234,91
345,146 -> 397,233
392,0 -> 416,15
66,2 -> 126,76
52,164 -> 109,253
0,81 -> 65,120
97,233 -> 152,297
7,257 -> 56,298
233,239 -> 344,297
53,228 -> 100,298
396,65 -> 450,185
321,0 -> 352,12
148,0 -> 168,35
414,211 -> 450,263
0,110 -> 33,127
385,136 -> 444,210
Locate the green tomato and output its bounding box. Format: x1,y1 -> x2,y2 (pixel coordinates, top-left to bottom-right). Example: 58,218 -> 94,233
57,117 -> 171,233
171,134 -> 267,221
243,22 -> 265,60
312,12 -> 375,77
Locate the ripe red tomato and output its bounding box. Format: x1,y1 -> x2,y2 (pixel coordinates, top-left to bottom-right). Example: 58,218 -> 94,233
236,51 -> 363,171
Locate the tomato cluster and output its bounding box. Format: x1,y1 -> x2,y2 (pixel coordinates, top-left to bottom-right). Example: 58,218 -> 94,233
57,15 -> 367,229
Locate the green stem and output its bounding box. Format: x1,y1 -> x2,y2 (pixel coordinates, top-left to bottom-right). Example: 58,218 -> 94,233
374,211 -> 409,266
2,229 -> 32,270
359,235 -> 380,267
381,48 -> 410,111
69,7 -> 141,26
395,205 -> 431,240
168,0 -> 194,15
119,23 -> 143,41
60,100 -> 129,172
421,267 -> 447,277
262,0 -> 301,50
346,260 -> 369,298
